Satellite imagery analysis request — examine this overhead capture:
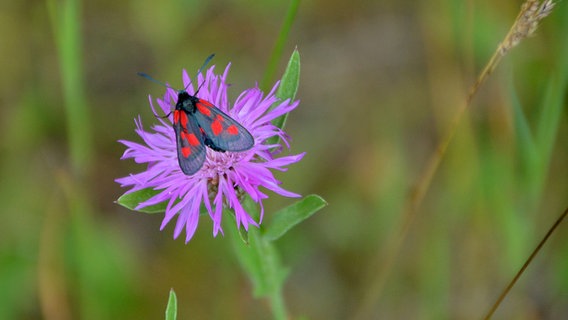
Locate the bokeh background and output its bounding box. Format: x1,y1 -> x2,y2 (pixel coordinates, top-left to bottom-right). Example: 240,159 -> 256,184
1,0 -> 567,319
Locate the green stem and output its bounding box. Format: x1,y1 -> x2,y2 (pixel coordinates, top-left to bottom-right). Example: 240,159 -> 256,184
228,200 -> 289,320
47,0 -> 96,318
269,290 -> 287,320
48,0 -> 92,177
254,231 -> 288,320
249,226 -> 289,320
260,0 -> 301,91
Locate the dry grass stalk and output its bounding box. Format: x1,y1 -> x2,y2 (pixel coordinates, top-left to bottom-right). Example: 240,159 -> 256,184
470,0 -> 555,102
355,2 -> 557,319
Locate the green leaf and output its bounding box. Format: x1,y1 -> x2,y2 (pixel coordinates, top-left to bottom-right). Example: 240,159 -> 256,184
272,49 -> 301,132
509,81 -> 538,171
165,289 -> 177,320
117,188 -> 211,215
535,75 -> 566,163
264,195 -> 328,241
276,49 -> 300,102
116,188 -> 167,214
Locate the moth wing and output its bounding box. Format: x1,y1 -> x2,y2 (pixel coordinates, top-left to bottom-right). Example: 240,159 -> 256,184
173,110 -> 206,175
192,99 -> 254,152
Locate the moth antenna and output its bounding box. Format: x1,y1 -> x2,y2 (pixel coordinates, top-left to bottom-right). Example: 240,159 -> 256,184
190,53 -> 216,95
137,72 -> 176,91
152,110 -> 172,119
138,72 -> 177,119
198,54 -> 215,75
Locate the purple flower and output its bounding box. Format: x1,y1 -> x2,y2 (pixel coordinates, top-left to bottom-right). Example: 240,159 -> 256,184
116,64 -> 304,243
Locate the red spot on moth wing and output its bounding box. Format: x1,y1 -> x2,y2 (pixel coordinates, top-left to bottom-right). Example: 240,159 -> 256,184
179,111 -> 188,127
184,132 -> 200,146
181,146 -> 191,157
196,100 -> 212,117
227,125 -> 239,135
211,118 -> 223,136
173,110 -> 181,124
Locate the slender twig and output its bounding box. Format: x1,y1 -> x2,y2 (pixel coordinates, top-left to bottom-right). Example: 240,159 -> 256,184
482,206 -> 568,319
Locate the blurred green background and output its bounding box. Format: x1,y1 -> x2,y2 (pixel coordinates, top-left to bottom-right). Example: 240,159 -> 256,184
1,0 -> 567,319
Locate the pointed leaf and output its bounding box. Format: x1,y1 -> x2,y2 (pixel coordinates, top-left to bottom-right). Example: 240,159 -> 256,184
535,76 -> 565,162
117,188 -> 209,215
272,49 -> 300,135
116,188 -> 167,214
165,289 -> 177,320
264,195 -> 327,241
276,49 -> 300,102
509,81 -> 538,169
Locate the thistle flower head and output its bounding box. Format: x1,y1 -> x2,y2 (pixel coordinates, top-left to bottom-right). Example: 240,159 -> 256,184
116,64 -> 304,242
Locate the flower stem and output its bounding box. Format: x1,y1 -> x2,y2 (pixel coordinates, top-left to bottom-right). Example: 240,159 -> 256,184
228,200 -> 290,320
269,290 -> 288,320
261,0 -> 301,91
